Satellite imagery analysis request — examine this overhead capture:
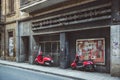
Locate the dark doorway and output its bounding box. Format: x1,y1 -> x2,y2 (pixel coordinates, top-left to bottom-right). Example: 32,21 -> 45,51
22,36 -> 29,62
8,31 -> 14,57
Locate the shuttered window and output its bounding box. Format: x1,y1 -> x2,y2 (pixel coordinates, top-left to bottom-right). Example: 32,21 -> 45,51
8,0 -> 15,14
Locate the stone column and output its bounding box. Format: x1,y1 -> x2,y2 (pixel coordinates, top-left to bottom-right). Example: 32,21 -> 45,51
29,35 -> 37,64
16,22 -> 26,62
16,21 -> 20,62
60,32 -> 69,68
110,25 -> 120,77
0,26 -> 5,60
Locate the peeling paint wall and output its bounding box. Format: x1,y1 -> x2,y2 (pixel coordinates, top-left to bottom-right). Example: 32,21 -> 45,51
111,25 -> 120,77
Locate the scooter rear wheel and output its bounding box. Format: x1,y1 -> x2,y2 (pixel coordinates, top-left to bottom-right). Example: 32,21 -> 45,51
34,61 -> 39,65
85,65 -> 94,71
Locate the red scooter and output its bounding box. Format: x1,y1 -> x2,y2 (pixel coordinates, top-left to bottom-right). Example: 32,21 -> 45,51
71,55 -> 95,71
35,51 -> 54,66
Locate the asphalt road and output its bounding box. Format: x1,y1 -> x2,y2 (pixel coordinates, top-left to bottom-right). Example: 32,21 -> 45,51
0,64 -> 75,80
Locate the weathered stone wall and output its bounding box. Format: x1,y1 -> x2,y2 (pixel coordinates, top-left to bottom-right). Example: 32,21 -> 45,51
0,26 -> 5,59
16,21 -> 31,62
110,25 -> 120,77
5,23 -> 16,61
1,0 -> 29,61
1,0 -> 29,22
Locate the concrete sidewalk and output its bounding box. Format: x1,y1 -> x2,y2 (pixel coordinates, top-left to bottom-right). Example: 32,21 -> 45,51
0,60 -> 120,80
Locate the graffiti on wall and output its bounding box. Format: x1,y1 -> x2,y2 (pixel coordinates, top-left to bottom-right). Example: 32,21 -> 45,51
76,38 -> 105,65
112,41 -> 120,57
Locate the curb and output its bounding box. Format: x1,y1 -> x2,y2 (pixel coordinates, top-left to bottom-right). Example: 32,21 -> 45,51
0,63 -> 85,80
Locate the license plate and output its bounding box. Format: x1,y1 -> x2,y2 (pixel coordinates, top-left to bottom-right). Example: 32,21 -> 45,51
45,62 -> 50,65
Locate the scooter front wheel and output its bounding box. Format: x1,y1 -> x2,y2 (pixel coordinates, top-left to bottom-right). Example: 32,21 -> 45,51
71,66 -> 76,70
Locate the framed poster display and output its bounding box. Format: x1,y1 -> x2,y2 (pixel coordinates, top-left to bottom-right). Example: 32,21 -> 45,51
76,38 -> 105,65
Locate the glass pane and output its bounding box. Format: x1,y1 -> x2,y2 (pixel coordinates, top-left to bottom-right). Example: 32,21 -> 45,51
52,42 -> 57,53
40,43 -> 44,53
58,42 -> 60,53
45,42 -> 51,55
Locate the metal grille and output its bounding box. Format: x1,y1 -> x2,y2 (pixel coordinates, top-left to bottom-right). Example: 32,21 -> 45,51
31,2 -> 111,33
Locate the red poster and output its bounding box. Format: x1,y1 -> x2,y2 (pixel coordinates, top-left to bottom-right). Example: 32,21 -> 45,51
76,38 -> 105,65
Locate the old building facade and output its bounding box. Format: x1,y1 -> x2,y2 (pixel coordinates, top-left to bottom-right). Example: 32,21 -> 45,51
0,0 -> 5,60
0,0 -> 29,61
0,0 -> 120,77
18,0 -> 120,76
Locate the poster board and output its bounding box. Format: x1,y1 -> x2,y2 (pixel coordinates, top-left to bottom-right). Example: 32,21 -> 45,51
76,38 -> 105,65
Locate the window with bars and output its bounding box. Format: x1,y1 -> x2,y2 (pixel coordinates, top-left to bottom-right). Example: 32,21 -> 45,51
40,41 -> 60,56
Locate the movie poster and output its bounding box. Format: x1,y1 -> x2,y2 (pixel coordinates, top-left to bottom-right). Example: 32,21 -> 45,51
76,38 -> 105,65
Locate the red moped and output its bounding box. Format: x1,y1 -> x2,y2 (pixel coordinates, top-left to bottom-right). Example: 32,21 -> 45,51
35,51 -> 54,66
71,55 -> 95,71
